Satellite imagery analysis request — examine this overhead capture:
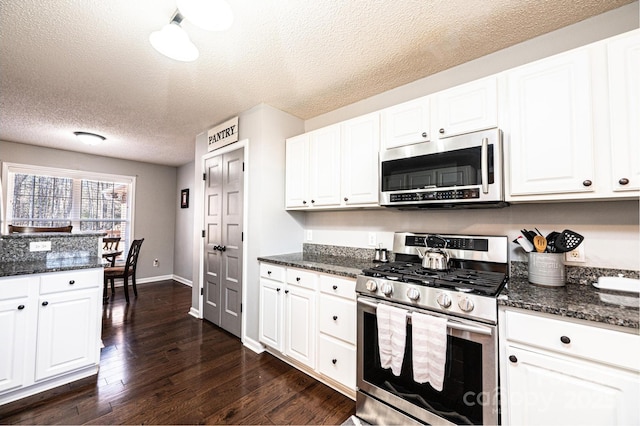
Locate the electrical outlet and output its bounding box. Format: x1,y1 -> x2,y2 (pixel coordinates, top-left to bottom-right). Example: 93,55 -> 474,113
368,232 -> 377,247
306,230 -> 313,241
29,241 -> 51,252
565,245 -> 585,263
153,259 -> 159,267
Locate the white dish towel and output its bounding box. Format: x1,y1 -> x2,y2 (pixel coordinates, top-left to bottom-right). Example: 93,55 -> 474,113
376,303 -> 408,376
411,312 -> 448,391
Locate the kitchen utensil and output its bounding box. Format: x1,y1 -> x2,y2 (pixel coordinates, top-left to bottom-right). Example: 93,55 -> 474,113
514,235 -> 534,252
554,229 -> 584,253
533,235 -> 547,253
379,248 -> 389,263
521,229 -> 537,244
545,231 -> 560,252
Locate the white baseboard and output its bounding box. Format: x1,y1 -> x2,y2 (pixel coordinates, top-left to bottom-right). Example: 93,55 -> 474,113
242,336 -> 265,354
137,274 -> 173,284
172,275 -> 192,286
188,307 -> 201,319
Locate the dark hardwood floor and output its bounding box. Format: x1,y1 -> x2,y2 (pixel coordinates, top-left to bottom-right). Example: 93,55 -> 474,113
0,280 -> 355,425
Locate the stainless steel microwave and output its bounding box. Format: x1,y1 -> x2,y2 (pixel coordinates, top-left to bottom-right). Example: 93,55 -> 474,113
379,128 -> 507,208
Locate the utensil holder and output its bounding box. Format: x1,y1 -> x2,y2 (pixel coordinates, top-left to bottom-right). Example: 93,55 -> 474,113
528,252 -> 566,287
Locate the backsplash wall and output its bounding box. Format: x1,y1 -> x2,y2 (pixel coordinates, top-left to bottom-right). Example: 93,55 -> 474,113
301,200 -> 639,271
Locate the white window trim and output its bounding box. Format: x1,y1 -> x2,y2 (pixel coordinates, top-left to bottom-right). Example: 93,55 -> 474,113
1,162 -> 136,238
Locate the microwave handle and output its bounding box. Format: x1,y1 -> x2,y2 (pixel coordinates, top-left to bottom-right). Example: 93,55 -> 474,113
481,137 -> 489,194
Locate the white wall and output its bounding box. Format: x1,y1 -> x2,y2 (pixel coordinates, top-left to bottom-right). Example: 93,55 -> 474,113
299,3 -> 640,271
0,140 -> 177,280
174,161 -> 195,284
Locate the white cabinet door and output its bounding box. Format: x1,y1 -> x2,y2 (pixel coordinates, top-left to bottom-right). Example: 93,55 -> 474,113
504,346 -> 639,426
285,133 -> 309,208
35,288 -> 100,381
0,296 -> 29,393
608,31 -> 640,193
309,125 -> 341,207
285,285 -> 315,368
341,112 -> 380,205
507,49 -> 595,197
258,278 -> 283,351
435,76 -> 498,138
381,96 -> 431,150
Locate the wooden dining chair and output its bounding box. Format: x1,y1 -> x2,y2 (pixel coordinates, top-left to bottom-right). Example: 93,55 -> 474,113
103,238 -> 144,303
8,225 -> 73,233
102,237 -> 121,250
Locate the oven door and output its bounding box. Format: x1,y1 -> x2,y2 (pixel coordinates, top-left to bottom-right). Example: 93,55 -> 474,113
356,296 -> 499,425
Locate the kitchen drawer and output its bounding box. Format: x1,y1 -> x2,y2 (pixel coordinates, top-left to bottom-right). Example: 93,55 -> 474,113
286,268 -> 318,290
39,269 -> 101,294
319,294 -> 356,344
504,309 -> 640,371
260,263 -> 285,281
318,334 -> 356,390
319,274 -> 355,300
0,276 -> 34,300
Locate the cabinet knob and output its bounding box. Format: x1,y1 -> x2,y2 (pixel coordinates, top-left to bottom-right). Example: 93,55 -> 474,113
296,277 -> 301,282
42,301 -> 49,306
332,285 -> 338,290
18,304 -> 25,310
619,178 -> 629,185
332,315 -> 338,321
69,280 -> 75,285
582,179 -> 592,187
332,358 -> 337,365
439,128 -> 445,134
311,200 -> 315,204
509,355 -> 518,363
276,288 -> 281,292
302,200 -> 307,205
560,335 -> 571,344
421,132 -> 428,138
344,197 -> 348,202
267,271 -> 272,275
285,290 -> 289,294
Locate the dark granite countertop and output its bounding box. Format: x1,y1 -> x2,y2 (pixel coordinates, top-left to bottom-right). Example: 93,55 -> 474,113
0,256 -> 104,277
499,277 -> 639,330
257,252 -> 378,279
1,231 -> 106,239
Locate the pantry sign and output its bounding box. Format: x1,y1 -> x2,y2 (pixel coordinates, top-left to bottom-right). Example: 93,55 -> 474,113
208,117 -> 238,152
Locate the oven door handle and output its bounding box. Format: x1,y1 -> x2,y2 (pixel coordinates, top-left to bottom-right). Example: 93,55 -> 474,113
358,297 -> 493,336
481,137 -> 489,194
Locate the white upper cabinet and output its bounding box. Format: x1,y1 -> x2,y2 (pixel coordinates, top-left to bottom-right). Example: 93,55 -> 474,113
506,49 -> 596,197
309,125 -> 342,207
607,30 -> 640,192
284,133 -> 309,208
380,96 -> 431,150
341,112 -> 380,205
434,76 -> 498,138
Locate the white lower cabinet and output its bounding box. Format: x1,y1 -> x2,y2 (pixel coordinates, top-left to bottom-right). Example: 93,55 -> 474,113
499,308 -> 640,425
259,263 -> 357,398
0,268 -> 103,405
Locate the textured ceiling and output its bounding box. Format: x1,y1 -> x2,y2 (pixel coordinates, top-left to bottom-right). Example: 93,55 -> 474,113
0,0 -> 634,166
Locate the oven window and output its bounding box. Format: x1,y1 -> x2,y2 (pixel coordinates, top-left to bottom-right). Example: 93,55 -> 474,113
362,311 -> 484,425
381,146 -> 494,192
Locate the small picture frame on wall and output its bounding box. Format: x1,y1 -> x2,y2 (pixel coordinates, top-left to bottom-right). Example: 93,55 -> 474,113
180,189 -> 189,208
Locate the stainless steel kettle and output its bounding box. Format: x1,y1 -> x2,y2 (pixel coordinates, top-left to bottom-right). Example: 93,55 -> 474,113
415,235 -> 450,270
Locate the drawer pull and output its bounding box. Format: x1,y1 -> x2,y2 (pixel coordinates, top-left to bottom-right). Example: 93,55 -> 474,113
421,132 -> 428,138
42,301 -> 49,306
439,128 -> 445,134
285,290 -> 289,294
267,271 -> 272,275
276,288 -> 281,292
332,285 -> 338,290
332,358 -> 337,365
332,315 -> 338,321
509,355 -> 518,363
296,277 -> 301,282
619,178 -> 629,185
18,304 -> 25,310
69,280 -> 75,285
560,335 -> 571,344
582,179 -> 592,187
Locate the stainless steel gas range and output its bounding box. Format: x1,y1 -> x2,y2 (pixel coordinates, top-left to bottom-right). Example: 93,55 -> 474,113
355,232 -> 508,425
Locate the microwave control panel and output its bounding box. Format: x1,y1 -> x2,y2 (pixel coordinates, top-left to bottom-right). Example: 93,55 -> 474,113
389,188 -> 480,202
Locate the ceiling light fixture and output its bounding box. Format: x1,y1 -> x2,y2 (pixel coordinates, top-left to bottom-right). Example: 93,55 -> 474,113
74,131 -> 106,146
177,0 -> 234,31
149,11 -> 199,62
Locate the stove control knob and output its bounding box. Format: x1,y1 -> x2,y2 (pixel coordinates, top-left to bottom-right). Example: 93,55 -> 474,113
406,288 -> 420,301
436,293 -> 451,309
458,297 -> 475,312
365,280 -> 378,292
381,283 -> 393,297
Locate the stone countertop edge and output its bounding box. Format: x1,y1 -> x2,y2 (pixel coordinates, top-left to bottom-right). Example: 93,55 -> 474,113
1,231 -> 107,239
0,257 -> 104,277
257,252 -> 378,279
499,277 -> 639,330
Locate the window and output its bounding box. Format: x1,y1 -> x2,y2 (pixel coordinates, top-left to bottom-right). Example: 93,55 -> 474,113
3,163 -> 135,253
